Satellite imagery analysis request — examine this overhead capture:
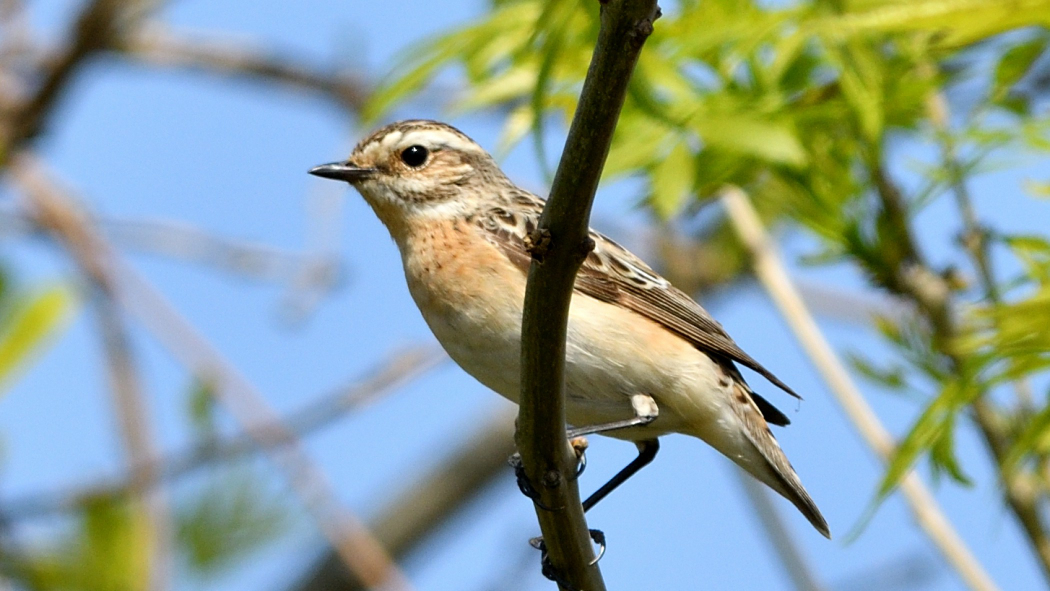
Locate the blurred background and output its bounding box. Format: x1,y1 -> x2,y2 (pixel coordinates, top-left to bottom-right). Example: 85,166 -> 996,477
0,1 -> 1048,590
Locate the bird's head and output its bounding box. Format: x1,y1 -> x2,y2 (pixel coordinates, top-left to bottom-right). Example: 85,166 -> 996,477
310,120 -> 509,225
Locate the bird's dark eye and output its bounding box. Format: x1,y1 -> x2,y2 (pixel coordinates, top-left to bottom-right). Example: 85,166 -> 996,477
400,145 -> 429,167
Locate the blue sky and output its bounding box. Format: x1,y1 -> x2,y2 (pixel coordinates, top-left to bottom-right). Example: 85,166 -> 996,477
2,1 -> 1045,590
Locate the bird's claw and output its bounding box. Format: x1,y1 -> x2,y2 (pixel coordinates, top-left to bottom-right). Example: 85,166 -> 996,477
587,529 -> 606,565
509,453 -> 554,511
530,529 -> 607,589
570,436 -> 588,479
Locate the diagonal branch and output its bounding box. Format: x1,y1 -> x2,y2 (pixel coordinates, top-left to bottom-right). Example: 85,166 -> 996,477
291,411 -> 518,591
924,87 -> 1048,577
89,294 -> 172,591
119,26 -> 370,113
1,345 -> 445,521
0,204 -> 345,287
22,167 -> 174,590
869,142 -> 1050,579
2,0 -> 128,153
516,1 -> 660,589
721,186 -> 999,591
9,154 -> 413,591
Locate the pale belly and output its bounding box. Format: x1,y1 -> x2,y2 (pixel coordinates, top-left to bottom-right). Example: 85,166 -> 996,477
398,227 -> 725,439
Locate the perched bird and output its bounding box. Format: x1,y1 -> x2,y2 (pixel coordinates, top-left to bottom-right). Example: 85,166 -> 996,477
310,119 -> 829,538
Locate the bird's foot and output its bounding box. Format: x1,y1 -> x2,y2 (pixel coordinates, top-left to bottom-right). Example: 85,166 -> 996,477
508,452 -> 554,511
530,528 -> 607,589
509,435 -> 587,510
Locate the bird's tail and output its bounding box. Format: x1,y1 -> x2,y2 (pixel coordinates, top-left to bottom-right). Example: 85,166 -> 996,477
703,380 -> 830,538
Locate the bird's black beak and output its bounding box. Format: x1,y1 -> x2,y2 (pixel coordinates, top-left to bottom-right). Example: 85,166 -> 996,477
308,162 -> 376,182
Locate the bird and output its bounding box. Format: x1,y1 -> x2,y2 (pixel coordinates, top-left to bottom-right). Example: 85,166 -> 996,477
309,119 -> 829,538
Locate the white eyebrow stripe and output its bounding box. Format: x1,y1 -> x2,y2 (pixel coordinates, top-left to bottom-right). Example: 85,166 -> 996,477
398,129 -> 483,154
378,130 -> 405,152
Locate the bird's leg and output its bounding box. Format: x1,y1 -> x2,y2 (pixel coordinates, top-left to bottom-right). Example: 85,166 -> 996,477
512,394 -> 660,512
518,394 -> 658,576
567,394 -> 661,512
582,439 -> 659,512
566,392 -> 660,438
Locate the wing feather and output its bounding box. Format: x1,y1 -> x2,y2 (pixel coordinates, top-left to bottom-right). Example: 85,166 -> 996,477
474,190 -> 801,400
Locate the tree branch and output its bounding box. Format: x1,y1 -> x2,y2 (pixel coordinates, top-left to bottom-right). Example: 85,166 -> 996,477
8,154 -> 413,591
0,204 -> 345,287
0,345 -> 444,521
89,293 -> 172,591
22,170 -> 174,590
516,1 -> 659,589
291,411 -> 517,591
721,186 -> 999,591
868,146 -> 1050,580
924,88 -> 1050,578
1,0 -> 127,154
120,26 -> 370,113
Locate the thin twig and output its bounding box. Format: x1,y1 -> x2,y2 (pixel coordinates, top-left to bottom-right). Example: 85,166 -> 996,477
1,0 -> 127,153
89,294 -> 172,591
121,26 -> 370,113
9,154 -> 413,591
870,120 -> 1050,578
735,468 -> 826,591
925,86 -> 1048,574
516,1 -> 660,589
721,186 -> 999,591
14,148 -> 172,590
0,205 -> 345,287
291,410 -> 518,591
1,345 -> 445,521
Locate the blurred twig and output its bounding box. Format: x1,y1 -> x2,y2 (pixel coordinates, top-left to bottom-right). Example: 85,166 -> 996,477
830,552 -> 939,591
1,345 -> 446,521
121,26 -> 370,112
721,186 -> 999,591
292,411 -> 518,591
14,145 -> 172,590
735,468 -> 825,591
926,86 -> 1049,573
0,204 -> 345,287
1,0 -> 130,152
646,224 -> 910,326
9,154 -> 412,591
90,294 -> 172,591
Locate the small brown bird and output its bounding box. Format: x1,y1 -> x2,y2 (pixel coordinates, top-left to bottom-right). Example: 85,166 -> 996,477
311,119 -> 829,538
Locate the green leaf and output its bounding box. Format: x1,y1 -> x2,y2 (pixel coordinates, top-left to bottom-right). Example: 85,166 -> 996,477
455,66 -> 538,113
825,41 -> 885,144
1003,403 -> 1050,474
846,352 -> 908,391
689,113 -> 808,167
188,377 -> 219,437
78,497 -> 151,590
0,285 -> 75,393
604,114 -> 669,177
177,472 -> 291,575
1024,179 -> 1050,199
877,378 -> 977,499
649,141 -> 695,219
993,35 -> 1048,101
814,0 -> 1050,49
